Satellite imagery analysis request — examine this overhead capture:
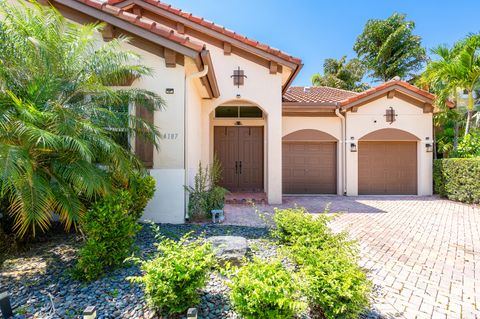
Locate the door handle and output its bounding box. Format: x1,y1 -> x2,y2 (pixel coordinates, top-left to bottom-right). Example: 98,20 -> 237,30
235,161 -> 238,174
239,161 -> 242,174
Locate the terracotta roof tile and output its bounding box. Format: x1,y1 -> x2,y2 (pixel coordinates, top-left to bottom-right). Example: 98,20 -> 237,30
283,80 -> 450,109
78,0 -> 205,52
339,79 -> 436,106
283,86 -> 358,104
109,0 -> 302,66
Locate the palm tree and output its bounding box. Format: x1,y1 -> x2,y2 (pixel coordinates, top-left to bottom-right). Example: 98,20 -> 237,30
422,34 -> 480,136
0,2 -> 164,237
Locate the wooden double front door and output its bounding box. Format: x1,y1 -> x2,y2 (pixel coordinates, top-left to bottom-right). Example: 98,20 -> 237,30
214,126 -> 264,192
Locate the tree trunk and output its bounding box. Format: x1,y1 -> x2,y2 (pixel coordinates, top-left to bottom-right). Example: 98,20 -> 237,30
465,90 -> 474,136
453,122 -> 459,150
465,109 -> 473,136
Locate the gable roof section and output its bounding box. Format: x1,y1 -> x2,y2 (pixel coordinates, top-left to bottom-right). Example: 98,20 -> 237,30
282,79 -> 451,113
110,0 -> 302,67
339,80 -> 437,110
52,0 -> 220,98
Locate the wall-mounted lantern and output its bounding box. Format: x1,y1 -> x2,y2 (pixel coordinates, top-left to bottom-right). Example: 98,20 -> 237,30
231,67 -> 247,88
425,143 -> 434,152
350,143 -> 357,152
384,107 -> 397,124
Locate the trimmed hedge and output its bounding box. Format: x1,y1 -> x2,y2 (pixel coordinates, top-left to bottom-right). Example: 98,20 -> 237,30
434,158 -> 480,204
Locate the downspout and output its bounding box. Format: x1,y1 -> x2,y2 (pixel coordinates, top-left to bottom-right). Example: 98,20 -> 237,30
184,65 -> 209,220
335,105 -> 347,195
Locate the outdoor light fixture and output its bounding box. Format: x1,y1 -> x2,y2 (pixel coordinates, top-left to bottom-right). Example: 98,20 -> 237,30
350,143 -> 357,152
187,308 -> 198,319
425,143 -> 433,152
231,67 -> 247,88
0,291 -> 13,319
83,306 -> 97,319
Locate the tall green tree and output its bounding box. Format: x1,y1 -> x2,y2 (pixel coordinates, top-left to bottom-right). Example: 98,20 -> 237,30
354,13 -> 427,82
0,2 -> 164,237
311,56 -> 369,92
421,33 -> 480,136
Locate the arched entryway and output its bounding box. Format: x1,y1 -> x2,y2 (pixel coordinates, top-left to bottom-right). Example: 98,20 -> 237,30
212,102 -> 266,192
358,128 -> 419,195
282,129 -> 337,194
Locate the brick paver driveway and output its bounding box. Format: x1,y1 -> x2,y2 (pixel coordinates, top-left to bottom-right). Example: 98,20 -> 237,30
224,196 -> 480,319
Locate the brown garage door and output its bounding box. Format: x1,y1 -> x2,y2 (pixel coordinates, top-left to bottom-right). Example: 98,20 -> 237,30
358,142 -> 417,195
283,142 -> 337,194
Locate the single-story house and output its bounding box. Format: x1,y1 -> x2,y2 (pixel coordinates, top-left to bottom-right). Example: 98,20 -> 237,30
42,0 -> 439,223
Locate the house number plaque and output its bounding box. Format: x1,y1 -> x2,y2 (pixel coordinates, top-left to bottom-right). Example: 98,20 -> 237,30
161,133 -> 179,140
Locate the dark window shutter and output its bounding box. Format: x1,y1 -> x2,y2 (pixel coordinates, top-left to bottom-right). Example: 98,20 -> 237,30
135,105 -> 154,168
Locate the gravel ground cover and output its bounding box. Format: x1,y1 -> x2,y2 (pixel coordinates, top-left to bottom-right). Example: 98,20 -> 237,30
0,223 -> 382,319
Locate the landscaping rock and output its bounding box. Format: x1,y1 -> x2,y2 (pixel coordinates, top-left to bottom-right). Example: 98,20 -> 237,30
208,236 -> 247,265
0,224 -> 382,319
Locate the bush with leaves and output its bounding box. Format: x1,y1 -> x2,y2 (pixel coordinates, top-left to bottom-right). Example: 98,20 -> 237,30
272,206 -> 351,252
126,174 -> 156,220
185,158 -> 227,220
298,247 -> 371,319
434,158 -> 480,204
272,207 -> 371,319
451,131 -> 480,158
74,174 -> 155,281
228,257 -> 306,319
128,230 -> 214,315
73,190 -> 140,282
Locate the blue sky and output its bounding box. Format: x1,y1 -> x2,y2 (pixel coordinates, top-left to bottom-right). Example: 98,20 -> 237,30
165,0 -> 480,86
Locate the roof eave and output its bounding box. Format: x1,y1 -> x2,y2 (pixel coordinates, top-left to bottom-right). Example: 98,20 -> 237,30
340,83 -> 435,112
199,49 -> 220,99
282,64 -> 303,95
126,0 -> 302,69
53,0 -> 202,58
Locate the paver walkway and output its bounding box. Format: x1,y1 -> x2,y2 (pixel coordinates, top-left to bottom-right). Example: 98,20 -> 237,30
224,196 -> 480,319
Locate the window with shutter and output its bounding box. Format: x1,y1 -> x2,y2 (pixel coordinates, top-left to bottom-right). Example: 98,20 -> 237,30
135,104 -> 154,168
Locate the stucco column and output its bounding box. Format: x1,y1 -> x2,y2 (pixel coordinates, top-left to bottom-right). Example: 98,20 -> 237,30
418,141 -> 433,196
267,110 -> 282,204
345,139 -> 359,196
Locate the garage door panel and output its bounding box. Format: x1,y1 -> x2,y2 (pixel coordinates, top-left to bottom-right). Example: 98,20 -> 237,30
358,141 -> 417,195
283,142 -> 337,194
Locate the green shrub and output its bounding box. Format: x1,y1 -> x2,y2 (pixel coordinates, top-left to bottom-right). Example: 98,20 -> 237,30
128,231 -> 214,315
185,159 -> 227,220
434,158 -> 480,204
272,207 -> 350,251
73,190 -> 141,281
299,247 -> 371,319
127,174 -> 156,219
206,186 -> 228,211
228,257 -> 306,319
451,131 -> 480,158
272,207 -> 371,319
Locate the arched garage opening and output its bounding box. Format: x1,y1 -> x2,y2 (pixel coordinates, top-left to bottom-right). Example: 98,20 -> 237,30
282,129 -> 337,194
358,128 -> 420,195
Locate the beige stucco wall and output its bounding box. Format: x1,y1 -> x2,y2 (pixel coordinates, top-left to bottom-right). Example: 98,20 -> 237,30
121,41 -> 187,224
197,44 -> 286,204
345,95 -> 433,196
